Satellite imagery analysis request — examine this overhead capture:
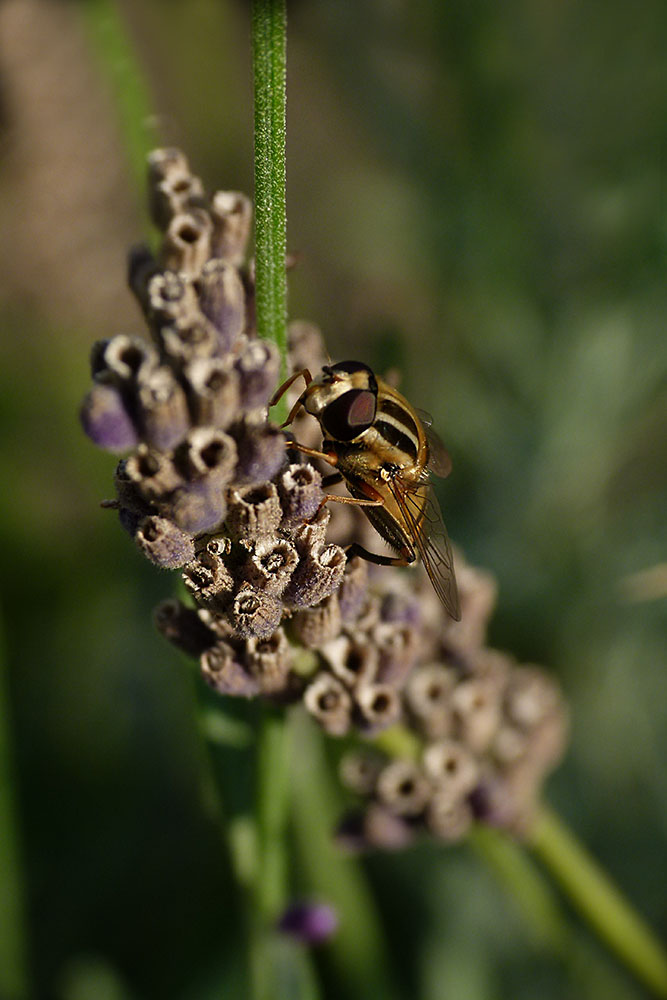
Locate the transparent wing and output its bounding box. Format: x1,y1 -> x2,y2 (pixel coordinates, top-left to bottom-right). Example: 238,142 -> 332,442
386,474 -> 461,621
415,408 -> 452,479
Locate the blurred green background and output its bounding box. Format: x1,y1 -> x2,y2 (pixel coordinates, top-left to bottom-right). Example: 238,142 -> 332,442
0,0 -> 665,997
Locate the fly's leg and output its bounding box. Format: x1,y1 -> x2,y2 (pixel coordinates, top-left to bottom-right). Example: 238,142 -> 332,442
269,368 -> 312,427
315,476 -> 387,517
345,542 -> 415,568
319,494 -> 384,513
285,440 -> 339,466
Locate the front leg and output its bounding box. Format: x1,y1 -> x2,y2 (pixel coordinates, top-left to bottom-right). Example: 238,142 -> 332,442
269,368 -> 312,427
286,439 -> 339,467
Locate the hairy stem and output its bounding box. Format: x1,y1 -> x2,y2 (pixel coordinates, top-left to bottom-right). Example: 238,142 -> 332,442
252,0 -> 288,382
249,5 -> 306,997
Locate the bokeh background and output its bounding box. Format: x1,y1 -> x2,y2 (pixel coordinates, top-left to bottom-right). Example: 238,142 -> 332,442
1,0 -> 665,998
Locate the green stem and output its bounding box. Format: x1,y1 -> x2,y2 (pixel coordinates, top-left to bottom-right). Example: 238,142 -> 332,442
528,804 -> 667,997
249,707 -> 296,1000
373,719 -> 667,995
79,0 -> 158,234
255,706 -> 291,922
252,0 -> 288,379
250,6 -> 304,997
290,712 -> 402,1000
0,609 -> 29,1000
469,824 -> 567,952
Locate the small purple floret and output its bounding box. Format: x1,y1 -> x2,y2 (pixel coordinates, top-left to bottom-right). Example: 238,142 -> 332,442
277,900 -> 338,945
80,384 -> 138,453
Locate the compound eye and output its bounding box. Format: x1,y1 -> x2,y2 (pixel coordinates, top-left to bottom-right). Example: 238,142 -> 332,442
321,389 -> 377,441
330,360 -> 373,376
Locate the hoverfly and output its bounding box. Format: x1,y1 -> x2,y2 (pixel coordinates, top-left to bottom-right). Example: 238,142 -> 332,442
270,361 -> 461,620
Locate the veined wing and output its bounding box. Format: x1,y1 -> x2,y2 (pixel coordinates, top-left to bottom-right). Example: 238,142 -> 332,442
415,408 -> 452,479
385,473 -> 461,621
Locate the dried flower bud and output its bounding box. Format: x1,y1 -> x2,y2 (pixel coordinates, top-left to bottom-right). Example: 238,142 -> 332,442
113,460 -> 153,516
404,663 -> 455,740
80,383 -> 138,452
354,683 -> 401,734
469,647 -> 512,687
335,805 -> 416,853
196,259 -> 246,350
504,668 -> 560,731
373,623 -> 419,686
226,482 -> 283,542
136,367 -> 190,451
289,505 -> 331,553
303,673 -> 352,736
277,463 -> 324,531
152,173 -> 206,230
246,538 -> 298,596
167,479 -> 228,535
201,641 -> 259,697
277,901 -> 338,945
91,334 -> 158,385
209,190 -> 252,264
146,271 -> 200,327
197,607 -> 235,641
153,598 -> 216,657
124,445 -> 183,502
161,210 -> 212,277
232,422 -> 286,485
127,243 -> 160,312
147,147 -> 191,185
323,635 -> 377,689
375,760 -> 430,817
283,543 -> 346,608
173,427 -> 237,483
518,715 -> 568,785
442,563 -> 497,654
291,595 -> 342,648
231,585 -> 283,640
425,790 -> 473,842
468,776 -> 520,830
493,724 -> 529,767
117,506 -> 142,536
337,557 -> 369,622
351,593 -> 382,632
182,549 -> 234,613
422,739 -> 479,798
184,357 -> 240,430
158,317 -> 221,367
134,515 -> 195,568
451,678 -> 501,754
235,339 -> 280,410
380,590 -> 421,627
244,629 -> 292,694
339,751 -> 384,796
363,803 -> 417,850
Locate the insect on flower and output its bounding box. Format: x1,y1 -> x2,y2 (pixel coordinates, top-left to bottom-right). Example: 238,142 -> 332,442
270,361 -> 461,620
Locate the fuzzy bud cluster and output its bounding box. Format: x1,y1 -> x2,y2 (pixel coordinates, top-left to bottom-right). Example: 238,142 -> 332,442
81,148 -> 569,852
337,564 -> 568,844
